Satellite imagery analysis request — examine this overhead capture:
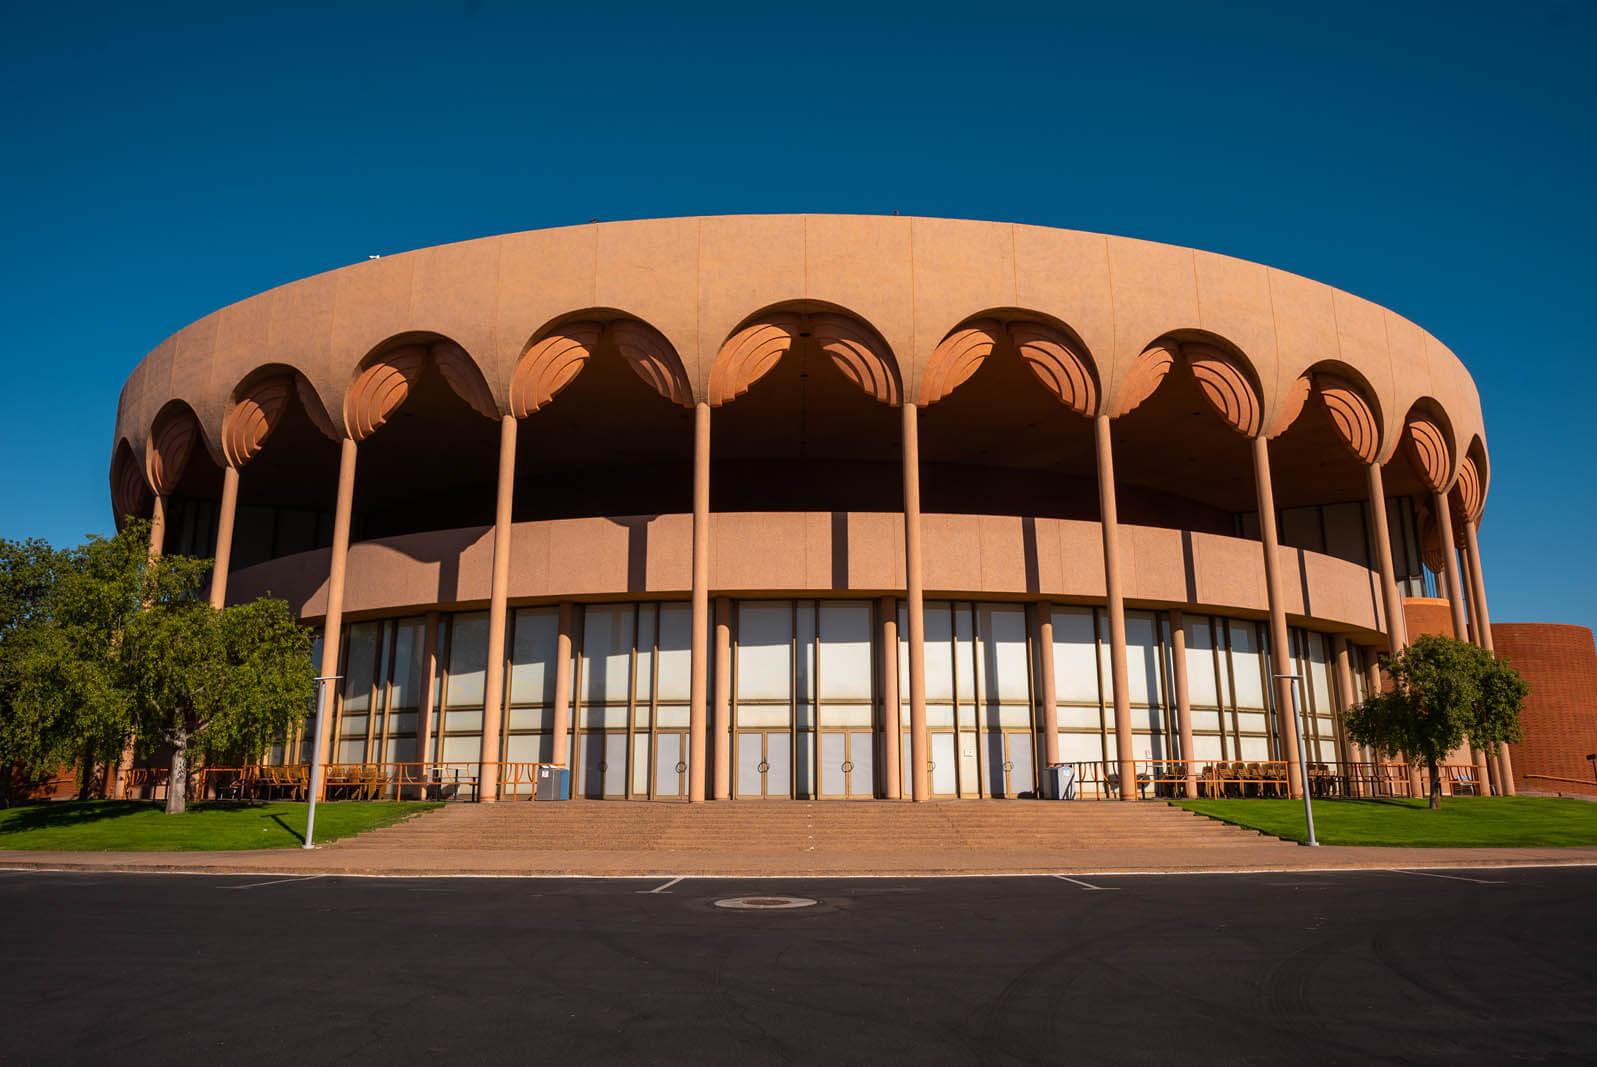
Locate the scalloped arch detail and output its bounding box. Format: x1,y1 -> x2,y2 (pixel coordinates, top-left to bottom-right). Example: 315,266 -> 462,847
1419,511 -> 1448,574
1185,343 -> 1262,436
607,320 -> 693,408
1266,373 -> 1312,439
345,345 -> 427,441
709,314 -> 804,407
432,341 -> 500,420
1009,321 -> 1096,416
920,320 -> 999,406
1453,455 -> 1483,526
111,440 -> 150,522
511,323 -> 603,418
810,313 -> 900,405
1111,343 -> 1176,418
1405,414 -> 1451,493
1314,374 -> 1380,463
296,377 -> 339,441
147,406 -> 200,495
224,375 -> 295,467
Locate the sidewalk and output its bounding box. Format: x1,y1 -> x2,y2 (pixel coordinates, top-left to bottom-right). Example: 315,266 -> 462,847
6,842 -> 1597,878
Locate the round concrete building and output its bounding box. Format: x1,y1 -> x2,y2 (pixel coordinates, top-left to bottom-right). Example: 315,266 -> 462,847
109,215 -> 1510,804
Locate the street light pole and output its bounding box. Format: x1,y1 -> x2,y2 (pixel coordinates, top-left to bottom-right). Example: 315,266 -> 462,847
1273,671 -> 1318,847
303,673 -> 341,850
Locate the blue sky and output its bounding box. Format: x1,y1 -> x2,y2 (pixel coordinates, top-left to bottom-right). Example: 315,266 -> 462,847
2,0 -> 1592,632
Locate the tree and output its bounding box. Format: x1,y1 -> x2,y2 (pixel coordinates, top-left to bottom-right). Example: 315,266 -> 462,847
1342,634 -> 1527,809
0,523 -> 314,813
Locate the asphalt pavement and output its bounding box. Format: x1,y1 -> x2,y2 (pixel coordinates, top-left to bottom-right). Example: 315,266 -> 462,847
2,867 -> 1594,1064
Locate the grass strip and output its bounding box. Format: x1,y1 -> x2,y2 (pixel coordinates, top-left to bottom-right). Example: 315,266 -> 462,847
1175,796 -> 1597,847
0,800 -> 441,851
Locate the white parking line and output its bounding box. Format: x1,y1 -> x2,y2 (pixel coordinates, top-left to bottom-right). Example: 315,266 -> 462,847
221,875 -> 324,890
1385,868 -> 1505,885
640,876 -> 685,894
1054,874 -> 1118,891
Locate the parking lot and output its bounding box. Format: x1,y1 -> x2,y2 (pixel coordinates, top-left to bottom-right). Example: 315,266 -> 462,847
3,865 -> 1594,1063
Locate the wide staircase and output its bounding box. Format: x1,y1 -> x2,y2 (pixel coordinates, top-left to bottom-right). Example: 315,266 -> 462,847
332,799 -> 1291,869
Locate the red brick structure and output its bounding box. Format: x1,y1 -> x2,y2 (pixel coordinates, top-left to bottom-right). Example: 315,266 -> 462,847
1496,623 -> 1597,797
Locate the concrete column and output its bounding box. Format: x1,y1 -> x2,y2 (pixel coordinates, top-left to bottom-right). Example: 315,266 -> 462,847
478,415 -> 517,802
551,602 -> 574,767
1332,636 -> 1359,793
208,466 -> 240,610
1252,434 -> 1304,800
1464,520 -> 1516,794
1457,547 -> 1479,644
314,437 -> 358,769
416,611 -> 440,776
1433,491 -> 1470,642
902,402 -> 929,802
712,596 -> 732,800
1095,415 -> 1135,800
1036,603 -> 1060,768
148,493 -> 167,560
689,401 -> 711,803
1170,609 -> 1197,798
880,596 -> 901,799
1366,463 -> 1407,655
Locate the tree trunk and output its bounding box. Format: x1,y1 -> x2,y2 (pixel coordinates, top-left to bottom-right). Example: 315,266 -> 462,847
165,729 -> 188,815
1428,759 -> 1442,810
78,743 -> 96,801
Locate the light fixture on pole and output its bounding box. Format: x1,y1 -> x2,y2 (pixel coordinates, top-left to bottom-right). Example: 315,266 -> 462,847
302,673 -> 341,850
1272,671 -> 1318,847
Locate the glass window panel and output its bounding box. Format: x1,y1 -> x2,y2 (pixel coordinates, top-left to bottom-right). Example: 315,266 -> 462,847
819,705 -> 873,728
339,714 -> 368,739
1183,617 -> 1220,707
444,613 -> 490,708
505,733 -> 550,765
341,622 -> 381,713
387,711 -> 417,735
737,704 -> 791,729
1236,711 -> 1269,735
509,608 -> 559,707
926,703 -> 957,729
898,604 -> 911,710
387,618 -> 424,709
796,601 -> 817,707
632,733 -> 650,795
577,704 -> 628,729
1306,631 -> 1334,715
736,601 -> 793,701
1051,607 -> 1099,705
337,739 -> 365,762
1227,620 -> 1266,710
632,604 -> 657,703
1191,734 -> 1224,760
1239,736 -> 1271,760
440,734 -> 479,765
1124,611 -> 1161,708
580,604 -> 634,705
1059,732 -> 1103,764
922,602 -> 954,701
446,708 -> 483,733
656,603 -> 692,701
1132,731 -> 1168,760
978,604 -> 1030,704
1058,705 -> 1103,729
507,707 -> 552,731
796,700 -> 816,731
954,603 -> 976,704
818,601 -> 873,701
656,705 -> 690,729
994,704 -> 1032,728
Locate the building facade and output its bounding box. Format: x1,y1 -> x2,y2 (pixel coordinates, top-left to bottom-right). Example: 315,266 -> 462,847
109,215 -> 1511,801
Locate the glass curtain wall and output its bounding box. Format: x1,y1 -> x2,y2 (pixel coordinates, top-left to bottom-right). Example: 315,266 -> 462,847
734,600 -> 877,799
898,601 -> 1036,798
329,617 -> 425,774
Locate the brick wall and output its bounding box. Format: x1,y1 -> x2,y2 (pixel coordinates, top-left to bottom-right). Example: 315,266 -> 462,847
1495,623 -> 1597,797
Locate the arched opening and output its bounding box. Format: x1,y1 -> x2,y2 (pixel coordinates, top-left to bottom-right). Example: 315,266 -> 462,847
1260,363 -> 1385,566
1107,335 -> 1261,535
227,370 -> 343,570
709,303 -> 902,513
509,312 -> 695,522
918,313 -> 1099,520
147,401 -> 223,558
345,336 -> 502,542
1380,398 -> 1457,599
109,438 -> 150,530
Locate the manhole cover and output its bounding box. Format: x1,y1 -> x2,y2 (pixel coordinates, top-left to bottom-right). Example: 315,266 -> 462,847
714,896 -> 818,910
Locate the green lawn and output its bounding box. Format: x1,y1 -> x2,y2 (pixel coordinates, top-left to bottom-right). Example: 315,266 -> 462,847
1176,796 -> 1597,847
0,800 -> 440,852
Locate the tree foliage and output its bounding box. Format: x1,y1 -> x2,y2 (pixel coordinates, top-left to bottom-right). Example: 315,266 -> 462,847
0,523 -> 314,812
1342,634 -> 1527,809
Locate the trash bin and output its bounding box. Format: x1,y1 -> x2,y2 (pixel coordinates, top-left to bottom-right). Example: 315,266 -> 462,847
1045,763 -> 1077,800
534,765 -> 570,801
